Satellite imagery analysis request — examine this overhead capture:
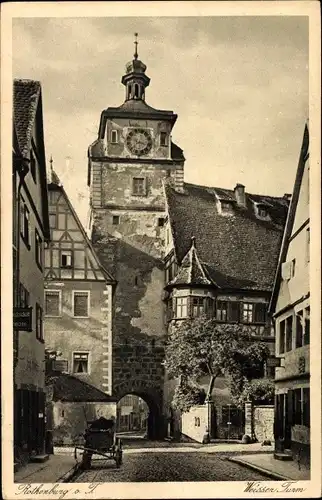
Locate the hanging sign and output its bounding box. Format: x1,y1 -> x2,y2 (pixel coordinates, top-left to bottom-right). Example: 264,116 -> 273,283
13,307 -> 32,331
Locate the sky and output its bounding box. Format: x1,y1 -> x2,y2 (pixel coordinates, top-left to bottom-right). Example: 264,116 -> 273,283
13,15 -> 309,226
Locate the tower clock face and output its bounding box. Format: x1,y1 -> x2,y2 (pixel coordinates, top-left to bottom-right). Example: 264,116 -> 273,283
126,128 -> 152,156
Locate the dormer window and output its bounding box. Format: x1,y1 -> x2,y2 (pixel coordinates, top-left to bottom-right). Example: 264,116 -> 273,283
111,130 -> 118,144
259,207 -> 268,218
220,201 -> 234,215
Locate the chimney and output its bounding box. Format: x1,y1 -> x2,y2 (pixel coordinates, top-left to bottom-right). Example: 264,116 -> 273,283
234,183 -> 246,207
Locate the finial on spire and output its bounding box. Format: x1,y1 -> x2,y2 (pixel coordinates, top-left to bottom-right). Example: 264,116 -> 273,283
49,155 -> 53,170
134,32 -> 138,60
191,236 -> 196,247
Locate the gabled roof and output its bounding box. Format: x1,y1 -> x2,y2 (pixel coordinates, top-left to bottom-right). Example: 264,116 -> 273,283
168,237 -> 213,287
46,371 -> 116,403
48,168 -> 116,285
13,79 -> 50,241
165,181 -> 289,292
13,79 -> 41,157
268,121 -> 309,313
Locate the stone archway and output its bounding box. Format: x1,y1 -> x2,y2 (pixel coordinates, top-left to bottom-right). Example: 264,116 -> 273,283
113,379 -> 164,440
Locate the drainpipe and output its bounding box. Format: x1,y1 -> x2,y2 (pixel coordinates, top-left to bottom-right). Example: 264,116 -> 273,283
14,156 -> 29,365
13,156 -> 29,457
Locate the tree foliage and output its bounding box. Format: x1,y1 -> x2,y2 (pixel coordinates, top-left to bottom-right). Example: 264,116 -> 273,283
232,378 -> 275,407
165,316 -> 270,412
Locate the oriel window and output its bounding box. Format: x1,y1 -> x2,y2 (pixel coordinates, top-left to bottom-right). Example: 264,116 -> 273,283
73,352 -> 89,373
242,303 -> 254,323
176,297 -> 188,318
216,301 -> 227,321
192,297 -> 205,317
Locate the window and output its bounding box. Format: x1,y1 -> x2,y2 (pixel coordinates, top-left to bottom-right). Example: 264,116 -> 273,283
192,297 -> 205,317
303,388 -> 310,427
73,291 -> 90,318
112,215 -> 120,225
296,311 -> 303,348
221,201 -> 233,213
194,417 -> 200,427
45,290 -> 61,317
306,228 -> 310,263
285,316 -> 293,352
167,298 -> 173,321
158,217 -> 165,227
36,303 -> 43,341
292,388 -> 310,427
35,230 -> 43,269
242,303 -> 254,323
254,303 -> 267,323
304,306 -> 310,345
176,297 -> 188,318
73,352 -> 89,373
291,259 -> 296,277
134,84 -> 139,98
258,207 -> 268,218
160,132 -> 168,147
49,213 -> 57,228
279,319 -> 285,354
132,177 -> 146,196
216,301 -> 227,321
20,202 -> 30,247
30,149 -> 36,182
61,250 -> 73,268
19,284 -> 30,307
111,130 -> 118,144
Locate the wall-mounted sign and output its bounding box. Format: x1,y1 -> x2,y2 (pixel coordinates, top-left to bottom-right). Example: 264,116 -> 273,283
13,307 -> 32,331
266,357 -> 281,368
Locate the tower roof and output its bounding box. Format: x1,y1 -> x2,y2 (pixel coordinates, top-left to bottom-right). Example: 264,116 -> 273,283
168,237 -> 212,288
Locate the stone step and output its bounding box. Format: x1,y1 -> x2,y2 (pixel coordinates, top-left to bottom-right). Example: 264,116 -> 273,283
274,452 -> 293,461
30,454 -> 50,463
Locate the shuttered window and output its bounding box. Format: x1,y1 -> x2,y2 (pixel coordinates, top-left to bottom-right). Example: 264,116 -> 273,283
229,302 -> 239,322
254,303 -> 267,323
73,291 -> 89,317
45,291 -> 61,317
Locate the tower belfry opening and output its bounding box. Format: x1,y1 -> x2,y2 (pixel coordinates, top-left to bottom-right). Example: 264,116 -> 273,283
122,33 -> 150,102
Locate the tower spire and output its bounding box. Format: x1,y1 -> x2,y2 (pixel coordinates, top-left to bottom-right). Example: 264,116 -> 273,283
134,32 -> 138,60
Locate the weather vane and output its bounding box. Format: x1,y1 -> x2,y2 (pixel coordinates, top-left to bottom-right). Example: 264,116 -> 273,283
134,32 -> 138,60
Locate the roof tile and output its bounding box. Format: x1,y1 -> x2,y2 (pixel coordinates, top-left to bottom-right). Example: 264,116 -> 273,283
166,182 -> 289,292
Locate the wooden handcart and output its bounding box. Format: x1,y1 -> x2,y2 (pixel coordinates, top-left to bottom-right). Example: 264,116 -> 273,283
74,417 -> 123,469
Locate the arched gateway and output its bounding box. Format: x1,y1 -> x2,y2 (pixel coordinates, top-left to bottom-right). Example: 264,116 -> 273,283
114,380 -> 163,440
87,37 -> 185,440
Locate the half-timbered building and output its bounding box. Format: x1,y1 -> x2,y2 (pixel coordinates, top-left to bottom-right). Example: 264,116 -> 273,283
44,165 -> 117,444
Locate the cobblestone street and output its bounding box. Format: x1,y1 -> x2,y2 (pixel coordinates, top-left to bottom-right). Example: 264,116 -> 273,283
73,440 -> 271,482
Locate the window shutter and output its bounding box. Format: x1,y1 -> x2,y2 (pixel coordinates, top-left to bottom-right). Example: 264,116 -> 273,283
254,303 -> 266,323
74,292 -> 89,317
229,301 -> 239,322
45,292 -> 60,316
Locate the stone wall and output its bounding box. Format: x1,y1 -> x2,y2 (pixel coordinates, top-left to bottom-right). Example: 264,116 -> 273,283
181,405 -> 209,443
49,401 -> 117,445
253,405 -> 274,443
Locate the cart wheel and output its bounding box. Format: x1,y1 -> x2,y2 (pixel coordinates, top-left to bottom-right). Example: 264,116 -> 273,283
115,449 -> 122,468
